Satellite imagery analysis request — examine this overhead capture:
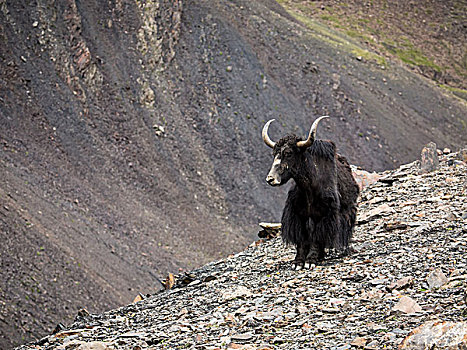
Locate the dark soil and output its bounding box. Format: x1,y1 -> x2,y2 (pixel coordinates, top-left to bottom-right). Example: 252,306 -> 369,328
0,0 -> 466,348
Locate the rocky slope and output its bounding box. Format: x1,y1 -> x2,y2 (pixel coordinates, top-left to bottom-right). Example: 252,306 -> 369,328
15,152 -> 467,349
1,0 -> 467,347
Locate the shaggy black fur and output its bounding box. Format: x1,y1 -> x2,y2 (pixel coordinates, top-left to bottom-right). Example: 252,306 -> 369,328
269,135 -> 359,268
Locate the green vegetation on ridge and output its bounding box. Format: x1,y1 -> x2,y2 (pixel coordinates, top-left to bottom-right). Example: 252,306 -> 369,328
277,0 -> 466,90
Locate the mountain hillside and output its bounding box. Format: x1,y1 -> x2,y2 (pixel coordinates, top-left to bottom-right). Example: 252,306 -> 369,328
15,152 -> 467,350
0,0 -> 466,348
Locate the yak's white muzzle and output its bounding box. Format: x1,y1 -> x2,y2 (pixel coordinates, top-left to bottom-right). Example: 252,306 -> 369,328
266,155 -> 282,186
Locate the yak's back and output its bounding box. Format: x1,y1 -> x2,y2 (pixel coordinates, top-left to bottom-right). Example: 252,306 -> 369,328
336,154 -> 359,207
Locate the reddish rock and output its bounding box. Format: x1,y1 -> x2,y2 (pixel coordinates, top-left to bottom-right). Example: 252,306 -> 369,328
350,336 -> 367,347
427,268 -> 448,289
392,296 -> 422,314
77,342 -> 111,350
352,169 -> 381,190
458,148 -> 467,163
386,276 -> 414,292
419,142 -> 439,173
399,321 -> 467,349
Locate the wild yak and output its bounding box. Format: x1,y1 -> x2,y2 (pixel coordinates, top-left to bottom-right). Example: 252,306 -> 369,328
262,116 -> 359,269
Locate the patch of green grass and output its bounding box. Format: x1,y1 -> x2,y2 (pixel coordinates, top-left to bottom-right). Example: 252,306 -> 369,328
439,84 -> 467,102
321,14 -> 340,24
352,48 -> 387,66
392,47 -> 441,71
439,84 -> 467,94
345,29 -> 360,38
289,12 -> 348,47
280,8 -> 388,68
344,29 -> 376,44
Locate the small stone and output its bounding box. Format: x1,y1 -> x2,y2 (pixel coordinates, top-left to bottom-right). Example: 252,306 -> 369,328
333,344 -> 351,350
259,222 -> 281,230
322,307 -> 340,313
272,337 -> 286,344
365,340 -> 379,350
369,196 -> 385,204
316,321 -> 336,332
76,342 -> 110,350
226,66 -> 233,72
392,296 -> 422,314
153,124 -> 165,137
76,309 -> 90,318
230,333 -> 254,343
203,275 -> 217,282
358,204 -> 395,223
427,268 -> 448,289
132,293 -> 145,303
370,278 -> 387,286
164,273 -> 175,289
386,276 -> 413,292
32,21 -> 39,27
222,286 -> 251,300
383,222 -> 408,231
52,323 -> 66,334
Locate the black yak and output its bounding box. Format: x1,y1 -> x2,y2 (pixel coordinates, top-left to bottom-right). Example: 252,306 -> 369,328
262,116 -> 359,269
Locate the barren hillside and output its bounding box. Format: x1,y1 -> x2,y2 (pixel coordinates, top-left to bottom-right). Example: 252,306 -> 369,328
1,0 -> 466,347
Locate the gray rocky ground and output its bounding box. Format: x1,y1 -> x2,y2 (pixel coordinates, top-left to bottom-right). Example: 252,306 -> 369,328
16,152 -> 467,349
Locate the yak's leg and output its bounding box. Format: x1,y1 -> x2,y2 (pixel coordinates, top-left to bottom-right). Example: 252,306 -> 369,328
300,219 -> 320,268
341,245 -> 355,257
293,240 -> 310,270
317,244 -> 326,260
281,187 -> 311,270
305,242 -> 325,268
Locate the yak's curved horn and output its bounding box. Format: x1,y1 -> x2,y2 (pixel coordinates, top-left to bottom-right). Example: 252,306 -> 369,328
296,115 -> 330,148
262,119 -> 276,148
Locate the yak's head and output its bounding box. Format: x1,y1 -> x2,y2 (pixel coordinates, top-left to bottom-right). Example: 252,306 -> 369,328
262,116 -> 329,186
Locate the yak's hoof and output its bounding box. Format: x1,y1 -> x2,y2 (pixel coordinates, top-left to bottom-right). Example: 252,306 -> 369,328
292,260 -> 315,270
292,260 -> 304,270
343,246 -> 355,256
